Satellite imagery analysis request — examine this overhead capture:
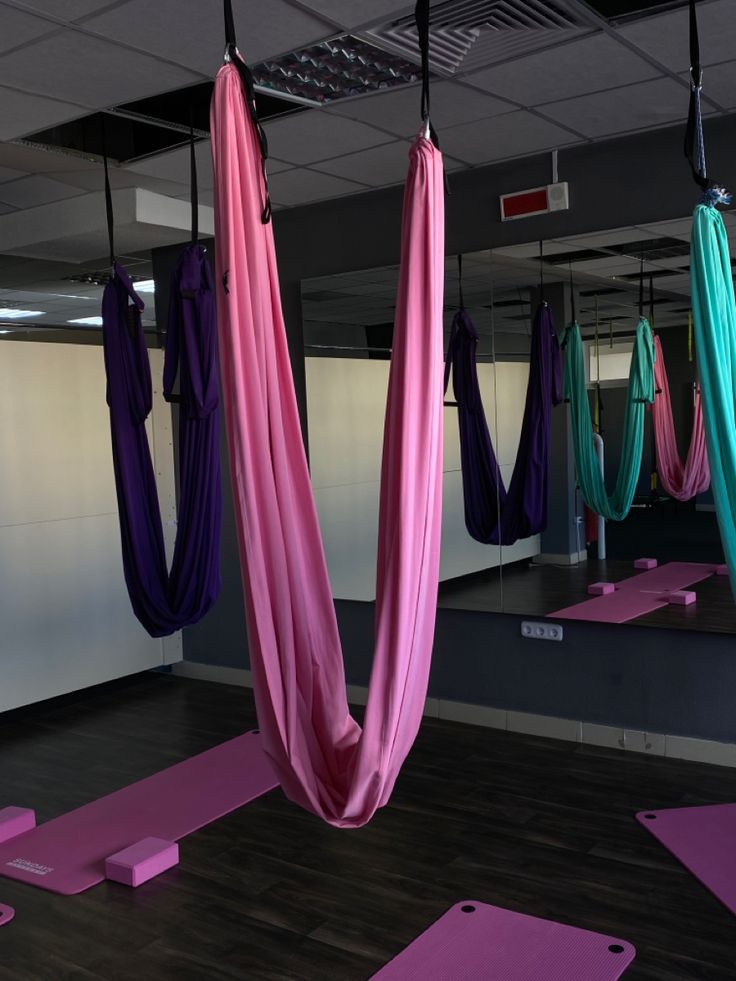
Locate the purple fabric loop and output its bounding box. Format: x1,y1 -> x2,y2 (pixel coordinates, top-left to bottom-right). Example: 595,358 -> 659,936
102,245 -> 222,637
445,303 -> 562,545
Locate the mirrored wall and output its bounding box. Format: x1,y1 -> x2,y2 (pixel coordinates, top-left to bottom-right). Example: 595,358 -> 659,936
301,212 -> 736,635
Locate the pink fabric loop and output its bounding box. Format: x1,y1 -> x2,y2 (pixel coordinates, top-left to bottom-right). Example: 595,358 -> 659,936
210,64 -> 445,828
652,335 -> 710,501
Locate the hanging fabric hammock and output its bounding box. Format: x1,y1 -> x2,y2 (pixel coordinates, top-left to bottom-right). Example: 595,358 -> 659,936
652,334 -> 709,501
210,0 -> 444,828
686,0 -> 736,594
102,135 -> 222,638
445,302 -> 561,544
562,318 -> 655,522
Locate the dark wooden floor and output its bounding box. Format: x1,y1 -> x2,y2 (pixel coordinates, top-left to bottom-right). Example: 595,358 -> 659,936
2,674 -> 736,979
438,558 -> 736,634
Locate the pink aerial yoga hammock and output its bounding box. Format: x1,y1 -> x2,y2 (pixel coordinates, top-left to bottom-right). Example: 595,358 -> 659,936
210,3 -> 444,828
652,334 -> 710,501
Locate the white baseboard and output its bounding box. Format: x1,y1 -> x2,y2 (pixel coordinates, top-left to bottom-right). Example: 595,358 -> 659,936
173,660 -> 736,769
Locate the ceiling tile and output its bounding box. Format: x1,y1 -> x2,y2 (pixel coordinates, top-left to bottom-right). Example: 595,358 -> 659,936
327,80 -> 513,138
262,111 -> 393,165
0,4 -> 58,52
0,174 -> 86,208
268,168 -> 366,206
82,0 -> 332,77
538,78 -> 688,139
0,165 -> 25,183
297,1 -> 415,29
440,111 -> 579,166
465,33 -> 661,107
0,85 -> 83,141
126,141 -> 214,189
313,139 -> 464,187
0,141 -> 97,173
5,0 -> 122,18
0,31 -> 201,109
698,60 -> 736,109
618,0 -> 734,73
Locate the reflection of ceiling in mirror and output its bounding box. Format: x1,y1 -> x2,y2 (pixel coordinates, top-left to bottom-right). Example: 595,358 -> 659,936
303,213 -> 736,352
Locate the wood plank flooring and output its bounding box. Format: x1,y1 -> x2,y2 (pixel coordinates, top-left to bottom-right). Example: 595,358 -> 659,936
1,674 -> 736,979
438,558 -> 736,635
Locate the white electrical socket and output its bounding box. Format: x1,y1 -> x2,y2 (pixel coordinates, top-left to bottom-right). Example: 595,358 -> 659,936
521,621 -> 564,642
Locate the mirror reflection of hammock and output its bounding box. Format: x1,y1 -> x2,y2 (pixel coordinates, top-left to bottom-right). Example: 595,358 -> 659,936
652,334 -> 710,501
444,303 -> 562,545
562,317 -> 655,523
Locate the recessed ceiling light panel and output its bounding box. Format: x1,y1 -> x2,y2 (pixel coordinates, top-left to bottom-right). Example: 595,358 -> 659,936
0,308 -> 45,319
251,35 -> 422,106
68,317 -> 104,326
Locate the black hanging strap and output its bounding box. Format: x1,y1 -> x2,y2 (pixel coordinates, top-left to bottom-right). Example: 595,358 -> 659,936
224,0 -> 236,47
189,116 -> 199,244
101,117 -> 115,273
223,0 -> 272,223
568,260 -> 576,322
415,0 -> 440,150
684,0 -> 730,201
457,254 -> 464,310
539,240 -> 544,300
648,273 -> 654,327
684,0 -> 708,190
638,256 -> 644,318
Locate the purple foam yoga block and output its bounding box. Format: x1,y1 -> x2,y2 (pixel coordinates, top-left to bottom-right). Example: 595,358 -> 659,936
0,807 -> 35,844
105,837 -> 179,888
669,590 -> 696,606
588,582 -> 615,596
716,564 -> 729,576
634,558 -> 658,570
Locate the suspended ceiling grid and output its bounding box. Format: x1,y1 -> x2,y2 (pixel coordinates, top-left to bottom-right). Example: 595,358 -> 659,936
0,0 -> 732,326
0,0 -> 732,215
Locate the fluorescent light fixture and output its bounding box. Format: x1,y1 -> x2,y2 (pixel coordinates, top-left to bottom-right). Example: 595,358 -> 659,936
68,316 -> 103,326
0,308 -> 45,319
134,279 -> 155,293
49,293 -> 98,300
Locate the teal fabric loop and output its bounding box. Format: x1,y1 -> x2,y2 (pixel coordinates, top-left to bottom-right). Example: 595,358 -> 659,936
691,203 -> 736,595
562,317 -> 655,522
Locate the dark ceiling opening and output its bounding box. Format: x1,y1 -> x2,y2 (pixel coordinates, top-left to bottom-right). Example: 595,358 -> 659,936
24,81 -> 304,164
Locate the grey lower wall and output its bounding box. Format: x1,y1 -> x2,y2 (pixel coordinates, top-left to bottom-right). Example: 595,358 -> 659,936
155,114 -> 736,744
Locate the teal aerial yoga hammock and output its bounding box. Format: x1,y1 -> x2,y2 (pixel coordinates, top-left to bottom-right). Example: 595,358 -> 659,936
562,318 -> 655,522
686,0 -> 736,596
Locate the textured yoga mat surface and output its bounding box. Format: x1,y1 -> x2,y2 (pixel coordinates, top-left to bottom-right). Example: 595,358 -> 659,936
549,562 -> 716,623
637,803 -> 736,916
0,733 -> 278,895
370,901 -> 635,980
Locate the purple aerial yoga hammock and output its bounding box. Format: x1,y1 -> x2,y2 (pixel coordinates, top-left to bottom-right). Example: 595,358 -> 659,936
102,143 -> 222,637
445,302 -> 562,545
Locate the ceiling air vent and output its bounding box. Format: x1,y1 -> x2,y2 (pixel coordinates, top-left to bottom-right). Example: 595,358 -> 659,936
362,0 -> 590,77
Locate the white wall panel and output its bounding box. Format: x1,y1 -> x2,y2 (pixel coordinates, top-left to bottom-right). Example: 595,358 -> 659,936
0,341 -> 172,710
306,357 -> 538,601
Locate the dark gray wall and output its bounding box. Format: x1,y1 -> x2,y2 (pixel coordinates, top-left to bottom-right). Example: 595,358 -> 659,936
154,114 -> 736,740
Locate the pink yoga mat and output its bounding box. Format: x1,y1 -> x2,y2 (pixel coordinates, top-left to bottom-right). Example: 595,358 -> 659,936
550,562 -> 716,623
637,803 -> 736,916
370,901 -> 635,980
0,733 -> 278,895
